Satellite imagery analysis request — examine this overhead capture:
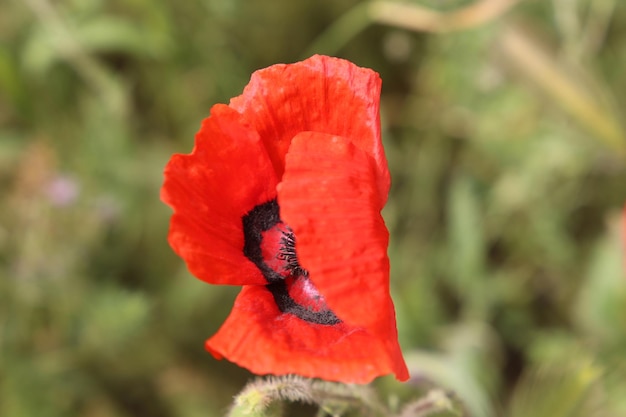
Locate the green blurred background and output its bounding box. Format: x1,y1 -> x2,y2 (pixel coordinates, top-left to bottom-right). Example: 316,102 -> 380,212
1,0 -> 626,416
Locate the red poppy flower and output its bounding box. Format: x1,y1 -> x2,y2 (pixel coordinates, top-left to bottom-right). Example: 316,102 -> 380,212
161,55 -> 409,384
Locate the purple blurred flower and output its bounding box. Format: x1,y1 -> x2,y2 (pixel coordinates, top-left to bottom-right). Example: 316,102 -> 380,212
46,175 -> 80,207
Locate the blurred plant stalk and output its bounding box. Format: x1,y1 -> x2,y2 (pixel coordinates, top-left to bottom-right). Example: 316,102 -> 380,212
23,0 -> 127,118
306,0 -> 523,56
227,376 -> 459,417
496,23 -> 626,158
369,0 -> 523,33
307,0 -> 626,158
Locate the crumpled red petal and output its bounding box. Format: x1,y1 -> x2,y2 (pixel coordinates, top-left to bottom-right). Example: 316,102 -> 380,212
161,104 -> 277,285
276,132 -> 409,381
163,56 -> 408,383
206,285 -> 403,384
229,55 -> 390,202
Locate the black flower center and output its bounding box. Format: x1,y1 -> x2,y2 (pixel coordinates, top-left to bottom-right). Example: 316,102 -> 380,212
242,199 -> 340,325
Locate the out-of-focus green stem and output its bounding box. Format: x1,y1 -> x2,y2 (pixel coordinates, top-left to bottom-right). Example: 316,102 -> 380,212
304,0 -> 523,57
581,0 -> 616,57
306,0 -> 626,157
499,25 -> 626,157
22,0 -> 126,118
302,2 -> 373,58
227,376 -> 386,417
369,0 -> 522,33
227,376 -> 313,417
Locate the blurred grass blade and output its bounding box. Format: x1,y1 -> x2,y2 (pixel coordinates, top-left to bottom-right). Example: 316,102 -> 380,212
22,0 -> 126,117
74,16 -> 171,58
302,2 -> 372,57
369,0 -> 522,33
497,24 -> 626,157
406,349 -> 494,417
574,215 -> 626,344
507,360 -> 602,417
305,0 -> 523,56
447,176 -> 488,320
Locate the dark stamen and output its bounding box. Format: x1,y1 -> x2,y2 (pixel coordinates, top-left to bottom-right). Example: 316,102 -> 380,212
242,199 -> 341,326
277,228 -> 308,277
267,281 -> 340,325
242,200 -> 283,283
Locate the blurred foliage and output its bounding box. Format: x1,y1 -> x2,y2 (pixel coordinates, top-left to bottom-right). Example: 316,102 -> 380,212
1,0 -> 626,416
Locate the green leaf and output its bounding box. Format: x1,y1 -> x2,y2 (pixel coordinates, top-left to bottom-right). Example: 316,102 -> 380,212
21,25 -> 60,77
574,223 -> 626,345
507,356 -> 602,417
74,16 -> 171,58
447,176 -> 488,319
405,323 -> 499,417
78,286 -> 151,355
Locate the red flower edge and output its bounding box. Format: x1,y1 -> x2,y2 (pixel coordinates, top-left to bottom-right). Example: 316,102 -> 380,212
162,55 -> 409,384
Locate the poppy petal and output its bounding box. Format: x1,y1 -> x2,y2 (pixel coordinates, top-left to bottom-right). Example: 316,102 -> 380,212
229,55 -> 390,202
276,132 -> 409,381
206,285 -> 405,384
161,104 -> 277,285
